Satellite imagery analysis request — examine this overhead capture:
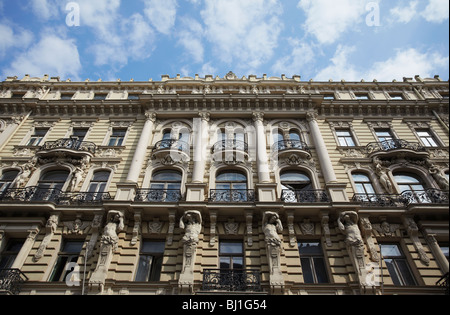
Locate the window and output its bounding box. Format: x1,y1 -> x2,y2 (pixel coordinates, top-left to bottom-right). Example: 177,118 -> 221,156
394,173 -> 429,204
299,242 -> 329,284
0,239 -> 24,269
49,240 -> 84,282
60,94 -> 73,100
149,170 -> 182,202
135,241 -> 165,282
352,173 -> 376,198
27,128 -> 49,146
416,130 -> 438,147
71,128 -> 88,142
214,171 -> 249,202
220,241 -> 244,270
159,129 -> 190,151
380,243 -> 416,286
355,94 -> 369,100
336,130 -> 356,147
389,94 -> 404,100
281,171 -> 312,191
87,171 -> 110,200
0,170 -> 19,193
94,94 -> 107,100
375,129 -> 396,150
108,128 -> 126,146
36,170 -> 70,201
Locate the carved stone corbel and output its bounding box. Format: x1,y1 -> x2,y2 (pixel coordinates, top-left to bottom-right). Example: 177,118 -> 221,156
167,210 -> 176,246
359,216 -> 379,262
209,210 -> 218,246
245,210 -> 253,247
86,214 -> 103,259
286,211 -> 296,247
131,211 -> 142,246
320,211 -> 332,247
34,214 -> 60,262
402,216 -> 430,266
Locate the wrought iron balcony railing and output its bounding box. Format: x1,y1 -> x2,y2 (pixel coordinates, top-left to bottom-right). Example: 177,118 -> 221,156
0,187 -> 111,205
135,189 -> 184,203
153,139 -> 190,152
365,139 -> 427,155
0,269 -> 28,295
437,273 -> 449,295
281,189 -> 330,203
401,189 -> 449,206
352,189 -> 449,207
209,189 -> 256,203
39,138 -> 96,154
202,269 -> 261,292
272,139 -> 311,154
211,140 -> 248,154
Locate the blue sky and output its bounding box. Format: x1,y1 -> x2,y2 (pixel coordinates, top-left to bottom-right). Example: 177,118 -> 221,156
0,0 -> 448,82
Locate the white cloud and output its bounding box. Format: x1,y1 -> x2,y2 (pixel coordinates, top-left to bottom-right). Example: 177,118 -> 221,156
390,0 -> 419,24
422,0 -> 449,23
314,45 -> 360,81
142,0 -> 177,35
297,0 -> 368,44
29,0 -> 61,20
3,33 -> 82,80
200,0 -> 283,71
272,39 -> 315,76
365,48 -> 449,81
314,46 -> 449,81
177,17 -> 204,63
0,23 -> 34,57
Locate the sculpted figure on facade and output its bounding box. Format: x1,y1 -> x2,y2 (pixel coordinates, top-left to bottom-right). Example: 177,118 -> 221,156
179,210 -> 202,292
374,161 -> 394,194
34,214 -> 59,261
90,210 -> 124,291
262,211 -> 284,291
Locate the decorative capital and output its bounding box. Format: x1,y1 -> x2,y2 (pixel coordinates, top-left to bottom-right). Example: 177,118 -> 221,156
145,111 -> 157,122
306,111 -> 318,123
252,111 -> 264,123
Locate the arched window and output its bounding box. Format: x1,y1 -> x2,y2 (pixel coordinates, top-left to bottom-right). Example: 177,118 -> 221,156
212,171 -> 251,202
0,170 -> 19,193
280,171 -> 312,191
36,170 -> 70,201
148,170 -> 182,202
289,130 -> 301,142
88,171 -> 110,200
394,173 -> 429,204
352,173 -> 376,196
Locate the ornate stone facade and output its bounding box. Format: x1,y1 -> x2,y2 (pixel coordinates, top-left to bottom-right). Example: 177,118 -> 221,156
0,73 -> 448,295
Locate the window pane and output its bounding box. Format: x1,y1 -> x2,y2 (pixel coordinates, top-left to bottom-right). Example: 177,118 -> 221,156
301,257 -> 314,283
394,174 -> 420,184
135,255 -> 153,281
220,257 -> 231,269
380,244 -> 402,257
396,260 -> 416,286
151,171 -> 182,182
281,172 -> 310,182
384,258 -> 402,286
92,171 -> 110,182
41,171 -> 70,182
220,242 -> 243,255
313,257 -> 329,283
216,172 -> 246,182
62,241 -> 84,253
233,257 -> 244,269
353,174 -> 370,183
1,170 -> 19,181
141,241 -> 165,254
299,242 -> 322,255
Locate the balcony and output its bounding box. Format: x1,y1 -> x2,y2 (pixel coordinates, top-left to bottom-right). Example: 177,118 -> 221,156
151,139 -> 190,163
211,140 -> 249,164
365,139 -> 428,159
209,189 -> 256,203
202,269 -> 261,292
352,189 -> 449,207
36,138 -> 96,159
281,189 -> 330,203
0,187 -> 111,205
0,269 -> 28,295
135,189 -> 184,203
272,140 -> 311,161
437,273 -> 449,295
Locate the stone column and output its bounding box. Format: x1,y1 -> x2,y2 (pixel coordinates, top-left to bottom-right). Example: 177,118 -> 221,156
126,111 -> 156,183
253,112 -> 271,183
306,111 -> 337,184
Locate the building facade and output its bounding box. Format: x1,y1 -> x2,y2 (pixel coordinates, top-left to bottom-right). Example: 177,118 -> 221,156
0,72 -> 448,295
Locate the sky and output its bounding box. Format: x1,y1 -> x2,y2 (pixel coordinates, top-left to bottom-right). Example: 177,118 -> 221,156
0,0 -> 449,82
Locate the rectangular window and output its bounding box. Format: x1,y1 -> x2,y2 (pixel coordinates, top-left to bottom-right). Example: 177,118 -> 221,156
0,239 -> 24,269
49,240 -> 84,282
71,128 -> 88,142
380,243 -> 416,286
219,241 -> 244,270
108,128 -> 127,146
336,130 -> 356,147
416,129 -> 438,147
299,241 -> 329,284
135,241 -> 165,282
27,128 -> 49,146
